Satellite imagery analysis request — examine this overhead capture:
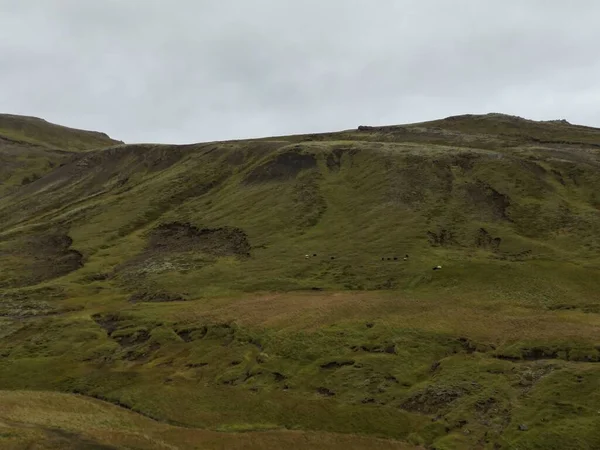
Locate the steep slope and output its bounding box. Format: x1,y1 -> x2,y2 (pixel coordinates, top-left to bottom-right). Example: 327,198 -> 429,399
1,113 -> 600,449
0,113 -> 122,150
0,114 -> 122,196
2,114 -> 599,294
0,390 -> 415,450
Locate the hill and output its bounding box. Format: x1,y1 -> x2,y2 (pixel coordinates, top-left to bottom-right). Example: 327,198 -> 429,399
0,113 -> 122,150
0,390 -> 415,450
1,113 -> 600,449
0,114 -> 122,196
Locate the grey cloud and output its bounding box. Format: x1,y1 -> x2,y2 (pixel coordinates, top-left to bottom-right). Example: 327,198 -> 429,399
1,0 -> 600,143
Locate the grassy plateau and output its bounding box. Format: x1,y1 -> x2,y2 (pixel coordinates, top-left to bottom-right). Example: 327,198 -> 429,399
1,112 -> 600,449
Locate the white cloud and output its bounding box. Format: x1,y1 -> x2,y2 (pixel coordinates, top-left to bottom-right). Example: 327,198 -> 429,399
1,0 -> 599,143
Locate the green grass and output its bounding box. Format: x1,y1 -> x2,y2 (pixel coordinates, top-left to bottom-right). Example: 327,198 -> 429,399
1,112 -> 600,449
0,390 -> 417,450
0,113 -> 121,150
0,114 -> 121,197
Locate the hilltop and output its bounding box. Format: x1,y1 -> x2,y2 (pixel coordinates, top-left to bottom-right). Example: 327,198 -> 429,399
0,113 -> 122,197
0,113 -> 122,150
1,112 -> 600,450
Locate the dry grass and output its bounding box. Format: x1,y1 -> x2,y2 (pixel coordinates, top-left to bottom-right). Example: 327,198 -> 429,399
0,390 -> 420,450
157,290 -> 600,343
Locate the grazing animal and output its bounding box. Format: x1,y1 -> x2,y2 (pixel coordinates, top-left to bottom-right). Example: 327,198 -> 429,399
433,265 -> 442,270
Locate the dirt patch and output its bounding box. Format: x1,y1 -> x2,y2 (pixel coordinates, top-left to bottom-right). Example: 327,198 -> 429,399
551,169 -> 566,185
320,360 -> 355,369
91,313 -> 155,351
452,153 -> 478,171
243,150 -> 317,184
273,372 -> 287,382
129,291 -> 187,303
326,148 -> 355,171
84,272 -> 112,282
427,229 -> 457,247
520,159 -> 547,177
222,370 -> 259,386
185,362 -> 208,368
476,228 -> 502,251
0,286 -> 65,302
473,397 -> 511,432
176,326 -> 208,342
454,337 -> 496,354
175,322 -> 237,346
0,232 -> 84,288
0,286 -> 69,318
495,344 -> 599,362
513,362 -> 557,392
117,221 -> 251,277
177,330 -> 193,342
91,313 -> 121,335
205,323 -> 236,345
474,397 -> 500,415
316,387 -> 336,397
351,344 -> 397,354
123,341 -> 161,362
385,375 -> 400,384
148,222 -> 251,257
401,385 -> 469,414
114,329 -> 150,347
464,181 -> 512,221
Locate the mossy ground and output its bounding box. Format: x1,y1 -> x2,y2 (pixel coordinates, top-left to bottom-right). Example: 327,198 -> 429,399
1,113 -> 600,449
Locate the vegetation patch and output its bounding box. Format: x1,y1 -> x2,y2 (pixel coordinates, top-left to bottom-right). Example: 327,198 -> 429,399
400,384 -> 472,415
148,222 -> 251,257
129,291 -> 187,303
0,286 -> 72,318
2,113 -> 600,449
0,233 -> 83,288
243,149 -> 317,184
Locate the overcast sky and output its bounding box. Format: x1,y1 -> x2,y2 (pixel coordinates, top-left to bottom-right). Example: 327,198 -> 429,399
1,1 -> 599,144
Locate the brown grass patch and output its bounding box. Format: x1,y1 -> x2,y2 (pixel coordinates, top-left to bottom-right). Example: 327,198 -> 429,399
0,390 -> 419,450
165,291 -> 600,343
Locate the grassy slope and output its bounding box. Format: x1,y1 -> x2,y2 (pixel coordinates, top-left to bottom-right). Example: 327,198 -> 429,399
0,114 -> 122,196
1,113 -> 600,449
0,113 -> 122,150
0,390 -> 417,450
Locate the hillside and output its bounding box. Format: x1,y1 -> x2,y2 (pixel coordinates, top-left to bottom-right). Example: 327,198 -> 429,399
0,114 -> 122,197
1,112 -> 600,449
0,113 -> 122,150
